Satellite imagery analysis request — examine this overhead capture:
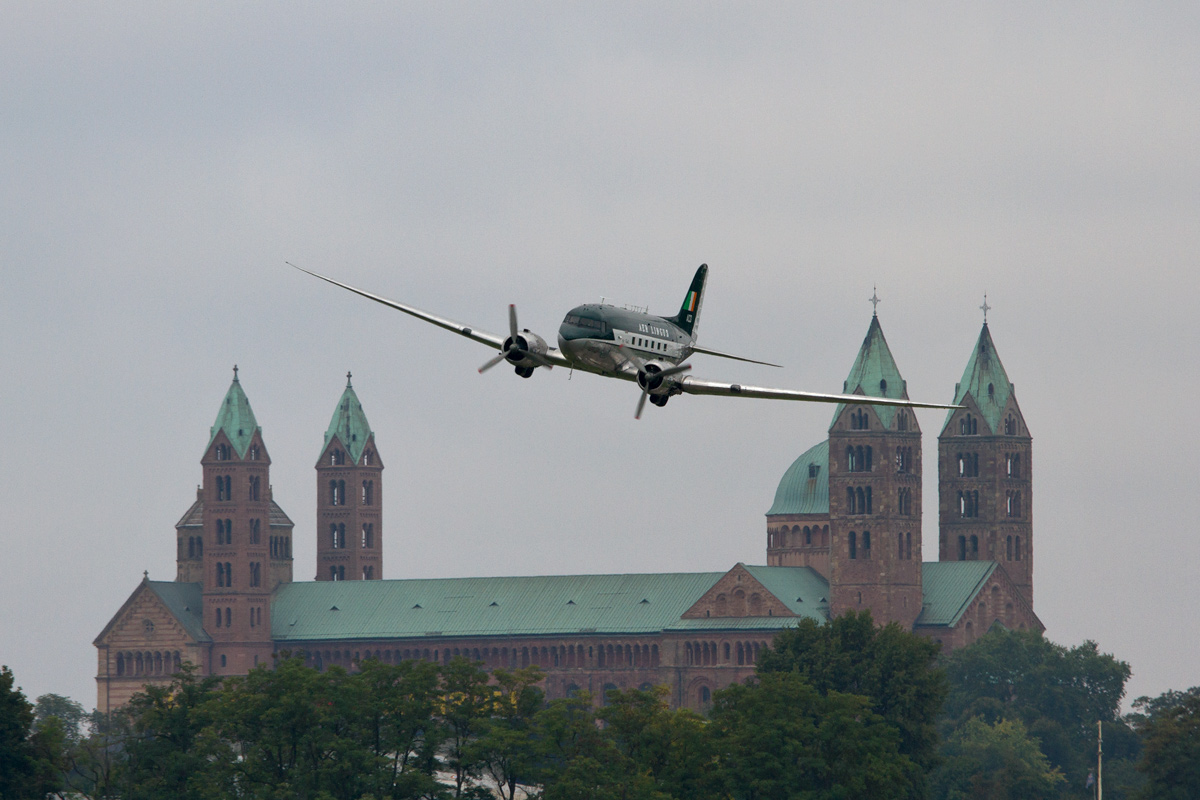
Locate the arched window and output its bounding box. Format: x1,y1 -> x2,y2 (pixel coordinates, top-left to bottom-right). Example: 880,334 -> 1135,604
1006,535 -> 1013,560
862,531 -> 871,559
362,480 -> 374,505
905,532 -> 912,560
215,443 -> 230,461
249,445 -> 259,461
1015,536 -> 1022,561
331,449 -> 345,466
804,526 -> 812,545
362,523 -> 373,548
249,518 -> 260,544
248,475 -> 260,501
969,536 -> 979,559
699,686 -> 712,708
897,410 -> 909,431
865,446 -> 873,471
898,532 -> 905,560
1005,415 -> 1017,435
849,531 -> 858,559
225,607 -> 231,627
847,446 -> 856,472
116,652 -> 125,675
957,535 -> 967,561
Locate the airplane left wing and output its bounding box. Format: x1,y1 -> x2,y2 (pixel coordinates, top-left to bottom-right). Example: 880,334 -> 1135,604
678,376 -> 961,410
288,263 -> 573,368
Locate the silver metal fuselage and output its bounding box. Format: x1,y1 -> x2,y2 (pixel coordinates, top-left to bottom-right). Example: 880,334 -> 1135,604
556,304 -> 690,375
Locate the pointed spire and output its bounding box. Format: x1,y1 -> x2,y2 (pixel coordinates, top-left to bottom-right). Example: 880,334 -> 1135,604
832,314 -> 909,430
945,322 -> 1015,435
208,369 -> 261,458
324,374 -> 373,463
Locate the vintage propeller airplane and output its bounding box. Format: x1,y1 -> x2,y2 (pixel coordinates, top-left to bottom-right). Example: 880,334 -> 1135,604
289,262 -> 959,419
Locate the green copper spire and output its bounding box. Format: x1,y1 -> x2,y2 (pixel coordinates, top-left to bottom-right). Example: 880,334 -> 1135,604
831,315 -> 909,430
324,372 -> 373,464
945,323 -> 1013,434
208,365 -> 260,458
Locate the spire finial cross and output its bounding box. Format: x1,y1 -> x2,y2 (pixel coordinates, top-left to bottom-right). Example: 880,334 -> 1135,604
346,371 -> 353,388
869,286 -> 881,317
233,364 -> 239,381
980,293 -> 991,323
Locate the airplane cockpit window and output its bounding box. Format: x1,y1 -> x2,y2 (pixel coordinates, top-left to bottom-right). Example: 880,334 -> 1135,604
564,315 -> 606,332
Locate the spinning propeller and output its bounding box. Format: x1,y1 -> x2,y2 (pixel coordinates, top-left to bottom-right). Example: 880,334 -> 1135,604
478,305 -> 552,375
621,346 -> 691,419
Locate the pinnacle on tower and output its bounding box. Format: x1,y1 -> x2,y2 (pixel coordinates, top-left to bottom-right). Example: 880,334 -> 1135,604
832,315 -> 909,431
208,367 -> 261,458
944,323 -> 1016,436
323,376 -> 374,464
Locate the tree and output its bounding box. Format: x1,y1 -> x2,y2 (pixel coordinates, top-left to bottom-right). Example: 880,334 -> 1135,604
352,656 -> 446,799
1131,686 -> 1200,800
932,717 -> 1065,800
531,693 -> 637,800
941,628 -> 1134,795
709,672 -> 913,800
596,685 -> 712,800
439,656 -> 497,798
0,666 -> 63,799
467,666 -> 544,800
756,609 -> 946,795
118,664 -> 220,800
33,694 -> 87,745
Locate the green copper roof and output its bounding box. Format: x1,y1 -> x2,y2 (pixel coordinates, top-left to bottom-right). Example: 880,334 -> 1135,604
271,568 -> 827,642
147,581 -> 211,643
324,374 -> 373,463
208,369 -> 260,459
832,315 -> 908,430
766,440 -> 829,516
915,561 -> 997,627
943,323 -> 1014,435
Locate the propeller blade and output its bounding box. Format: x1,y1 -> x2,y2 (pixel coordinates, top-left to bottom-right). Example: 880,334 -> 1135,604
525,351 -> 554,369
635,388 -> 650,420
658,363 -> 692,379
508,304 -> 519,344
478,352 -> 507,373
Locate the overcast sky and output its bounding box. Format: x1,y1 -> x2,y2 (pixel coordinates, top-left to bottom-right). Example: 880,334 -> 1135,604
2,4 -> 1197,710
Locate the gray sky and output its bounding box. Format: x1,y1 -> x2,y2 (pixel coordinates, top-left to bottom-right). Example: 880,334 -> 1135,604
2,4 -> 1197,710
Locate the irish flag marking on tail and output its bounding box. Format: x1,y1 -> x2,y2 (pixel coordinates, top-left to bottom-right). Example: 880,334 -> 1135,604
686,290 -> 698,312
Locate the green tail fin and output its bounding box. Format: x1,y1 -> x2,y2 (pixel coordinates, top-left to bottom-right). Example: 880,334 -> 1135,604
671,264 -> 707,337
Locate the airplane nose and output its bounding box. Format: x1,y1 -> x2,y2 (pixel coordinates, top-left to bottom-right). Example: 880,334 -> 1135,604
557,334 -> 576,359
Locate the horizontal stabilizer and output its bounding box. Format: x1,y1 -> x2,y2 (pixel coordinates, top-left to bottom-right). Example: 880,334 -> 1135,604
689,345 -> 782,369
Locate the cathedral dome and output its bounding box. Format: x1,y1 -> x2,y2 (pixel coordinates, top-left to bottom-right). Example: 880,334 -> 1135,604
766,440 -> 829,516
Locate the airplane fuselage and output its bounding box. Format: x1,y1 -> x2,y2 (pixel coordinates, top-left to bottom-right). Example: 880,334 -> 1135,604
557,305 -> 690,375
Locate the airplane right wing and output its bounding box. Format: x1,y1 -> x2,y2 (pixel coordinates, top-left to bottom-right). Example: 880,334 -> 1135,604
678,376 -> 960,410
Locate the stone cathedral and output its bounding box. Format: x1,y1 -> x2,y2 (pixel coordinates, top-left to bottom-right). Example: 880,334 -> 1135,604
95,313 -> 1041,713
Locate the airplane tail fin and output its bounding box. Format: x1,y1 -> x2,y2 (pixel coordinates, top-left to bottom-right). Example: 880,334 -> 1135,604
670,263 -> 707,338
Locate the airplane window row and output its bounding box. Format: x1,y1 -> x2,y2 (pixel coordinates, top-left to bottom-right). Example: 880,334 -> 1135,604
633,336 -> 668,351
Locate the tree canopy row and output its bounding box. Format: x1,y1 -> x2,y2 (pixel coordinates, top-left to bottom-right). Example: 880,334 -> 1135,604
3,612 -> 1197,799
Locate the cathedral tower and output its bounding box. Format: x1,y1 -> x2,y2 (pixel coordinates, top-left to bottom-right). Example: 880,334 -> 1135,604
200,368 -> 275,674
316,373 -> 384,581
939,322 -> 1033,606
827,314 -> 923,627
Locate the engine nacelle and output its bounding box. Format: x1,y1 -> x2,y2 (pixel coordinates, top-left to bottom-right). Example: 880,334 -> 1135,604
504,329 -> 549,367
636,361 -> 680,396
